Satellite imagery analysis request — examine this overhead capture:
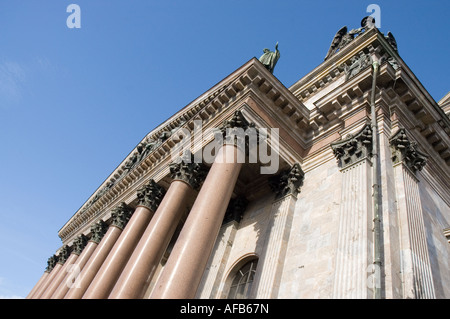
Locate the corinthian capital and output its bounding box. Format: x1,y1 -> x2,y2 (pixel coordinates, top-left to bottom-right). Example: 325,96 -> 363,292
72,234 -> 88,255
45,255 -> 58,272
90,220 -> 109,244
269,163 -> 305,199
169,152 -> 208,190
390,128 -> 427,172
331,124 -> 372,168
111,202 -> 133,230
219,110 -> 258,147
136,179 -> 166,212
57,245 -> 71,264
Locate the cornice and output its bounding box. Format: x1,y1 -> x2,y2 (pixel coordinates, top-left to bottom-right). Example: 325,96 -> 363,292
58,58 -> 311,243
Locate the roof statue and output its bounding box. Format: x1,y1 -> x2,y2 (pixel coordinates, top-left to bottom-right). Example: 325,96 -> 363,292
259,42 -> 280,74
324,16 -> 376,61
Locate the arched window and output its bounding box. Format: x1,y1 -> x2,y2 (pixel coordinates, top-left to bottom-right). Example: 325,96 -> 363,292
227,258 -> 258,299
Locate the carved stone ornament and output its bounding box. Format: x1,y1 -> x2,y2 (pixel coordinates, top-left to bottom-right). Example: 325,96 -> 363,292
343,52 -> 373,81
57,245 -> 71,264
72,234 -> 88,255
45,254 -> 58,272
324,16 -> 376,61
219,110 -> 258,151
223,195 -> 248,224
110,202 -> 133,230
390,128 -> 427,173
169,152 -> 208,190
90,220 -> 109,244
269,163 -> 305,199
136,179 -> 166,212
331,124 -> 373,169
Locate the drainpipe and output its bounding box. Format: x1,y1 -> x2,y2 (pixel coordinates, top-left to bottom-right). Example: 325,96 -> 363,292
370,60 -> 382,299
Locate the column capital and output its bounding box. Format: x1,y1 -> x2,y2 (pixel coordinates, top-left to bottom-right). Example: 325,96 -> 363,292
331,123 -> 373,169
390,128 -> 427,173
169,152 -> 208,190
223,195 -> 248,224
57,245 -> 71,265
269,163 -> 304,199
45,254 -> 58,272
72,234 -> 88,255
136,179 -> 166,212
110,202 -> 133,230
219,110 -> 258,148
89,220 -> 109,244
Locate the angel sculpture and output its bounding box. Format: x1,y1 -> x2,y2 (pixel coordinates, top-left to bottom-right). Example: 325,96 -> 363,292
324,16 -> 377,61
324,26 -> 363,60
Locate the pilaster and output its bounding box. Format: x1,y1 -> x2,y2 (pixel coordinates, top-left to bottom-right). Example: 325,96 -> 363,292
331,124 -> 374,298
390,128 -> 435,299
255,163 -> 303,298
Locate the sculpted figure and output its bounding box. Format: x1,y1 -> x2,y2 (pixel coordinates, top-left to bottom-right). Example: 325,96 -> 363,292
259,42 -> 280,73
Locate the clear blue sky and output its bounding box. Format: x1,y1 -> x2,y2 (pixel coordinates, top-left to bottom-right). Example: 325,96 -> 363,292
0,0 -> 448,298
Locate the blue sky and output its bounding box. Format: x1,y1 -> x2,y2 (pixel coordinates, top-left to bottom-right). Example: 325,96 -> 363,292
0,0 -> 448,298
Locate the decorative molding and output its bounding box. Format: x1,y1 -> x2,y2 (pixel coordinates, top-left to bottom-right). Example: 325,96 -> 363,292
45,255 -> 58,272
89,220 -> 109,244
331,123 -> 373,169
390,128 -> 428,173
136,179 -> 166,212
169,152 -> 208,190
268,163 -> 304,199
343,52 -> 373,81
110,202 -> 133,230
72,234 -> 88,255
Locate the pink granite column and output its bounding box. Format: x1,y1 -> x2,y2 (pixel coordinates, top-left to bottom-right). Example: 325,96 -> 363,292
49,235 -> 90,299
52,221 -> 108,299
40,245 -> 74,299
82,181 -> 165,299
109,155 -> 207,299
26,272 -> 48,299
32,262 -> 64,298
64,219 -> 124,299
26,254 -> 58,299
151,143 -> 244,298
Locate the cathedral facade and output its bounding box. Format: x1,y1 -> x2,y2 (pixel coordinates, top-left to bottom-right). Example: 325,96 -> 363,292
27,18 -> 450,299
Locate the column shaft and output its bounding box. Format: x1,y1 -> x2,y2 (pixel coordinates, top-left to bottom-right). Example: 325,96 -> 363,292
110,180 -> 195,298
26,272 -> 49,299
51,241 -> 98,299
64,226 -> 122,299
82,206 -> 154,298
32,263 -> 63,298
41,254 -> 79,299
151,144 -> 243,299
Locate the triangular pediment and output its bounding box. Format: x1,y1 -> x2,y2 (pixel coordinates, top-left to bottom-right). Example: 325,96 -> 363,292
58,58 -> 311,243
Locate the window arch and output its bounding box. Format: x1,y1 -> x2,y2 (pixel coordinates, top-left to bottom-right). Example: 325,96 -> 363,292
227,258 -> 258,299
